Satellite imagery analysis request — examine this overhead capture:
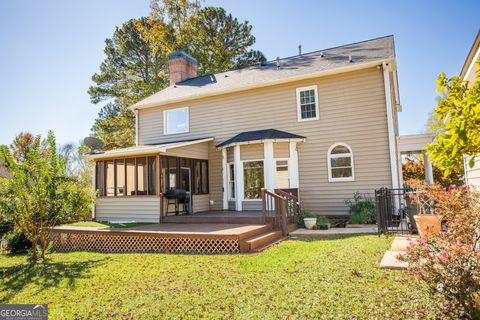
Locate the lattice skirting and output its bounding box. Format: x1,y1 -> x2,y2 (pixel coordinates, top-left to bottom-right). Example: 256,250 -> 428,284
50,232 -> 240,254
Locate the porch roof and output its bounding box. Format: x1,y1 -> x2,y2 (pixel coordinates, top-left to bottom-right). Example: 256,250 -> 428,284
84,137 -> 213,160
216,129 -> 306,149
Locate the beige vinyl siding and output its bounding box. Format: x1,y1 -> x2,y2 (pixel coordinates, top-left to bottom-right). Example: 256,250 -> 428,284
242,200 -> 262,211
274,142 -> 289,158
240,144 -> 263,161
226,147 -> 234,163
465,156 -> 480,190
163,141 -> 209,159
138,67 -> 392,215
95,197 -> 160,223
192,194 -> 210,212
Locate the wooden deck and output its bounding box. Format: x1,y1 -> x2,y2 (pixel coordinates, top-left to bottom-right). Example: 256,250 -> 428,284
50,221 -> 288,254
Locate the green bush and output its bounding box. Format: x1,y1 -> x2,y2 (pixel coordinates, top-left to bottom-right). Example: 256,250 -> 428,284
345,193 -> 376,224
1,231 -> 31,254
316,216 -> 331,226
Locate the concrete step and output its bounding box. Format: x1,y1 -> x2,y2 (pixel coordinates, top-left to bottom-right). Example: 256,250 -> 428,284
241,230 -> 283,252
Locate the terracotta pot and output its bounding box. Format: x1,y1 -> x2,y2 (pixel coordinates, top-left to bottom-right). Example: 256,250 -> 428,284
413,214 -> 442,237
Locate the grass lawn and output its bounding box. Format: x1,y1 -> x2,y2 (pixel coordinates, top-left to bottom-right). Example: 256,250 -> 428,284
63,221 -> 153,228
0,235 -> 439,319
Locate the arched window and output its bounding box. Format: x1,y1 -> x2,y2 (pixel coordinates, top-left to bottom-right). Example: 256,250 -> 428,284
327,143 -> 354,182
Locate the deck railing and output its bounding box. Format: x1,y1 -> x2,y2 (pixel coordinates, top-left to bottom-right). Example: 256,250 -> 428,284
261,188 -> 300,236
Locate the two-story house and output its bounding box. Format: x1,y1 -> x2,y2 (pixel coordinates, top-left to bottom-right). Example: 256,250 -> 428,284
88,35 -> 402,223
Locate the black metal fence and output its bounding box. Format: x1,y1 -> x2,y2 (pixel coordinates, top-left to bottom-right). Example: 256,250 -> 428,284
375,187 -> 425,235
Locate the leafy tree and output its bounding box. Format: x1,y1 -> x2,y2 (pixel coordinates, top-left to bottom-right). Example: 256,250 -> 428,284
426,60 -> 480,176
402,155 -> 463,187
90,2 -> 264,149
0,131 -> 94,260
144,2 -> 265,74
88,18 -> 166,149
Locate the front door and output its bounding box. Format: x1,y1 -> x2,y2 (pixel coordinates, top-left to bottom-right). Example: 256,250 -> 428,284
180,167 -> 192,214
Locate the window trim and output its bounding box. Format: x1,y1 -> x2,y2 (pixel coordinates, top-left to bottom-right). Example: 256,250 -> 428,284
163,106 -> 190,135
242,159 -> 264,201
227,162 -> 235,200
327,143 -> 355,182
296,85 -> 319,122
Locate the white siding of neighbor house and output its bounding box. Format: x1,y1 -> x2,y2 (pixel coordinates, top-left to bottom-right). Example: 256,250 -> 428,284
95,197 -> 161,223
463,60 -> 479,189
137,67 -> 394,215
465,156 -> 480,190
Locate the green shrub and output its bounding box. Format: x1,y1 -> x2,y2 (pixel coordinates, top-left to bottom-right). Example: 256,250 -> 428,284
316,216 -> 331,226
1,231 -> 31,254
345,192 -> 376,224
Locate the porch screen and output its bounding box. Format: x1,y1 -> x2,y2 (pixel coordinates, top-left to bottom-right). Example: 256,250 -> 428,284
95,156 -> 157,197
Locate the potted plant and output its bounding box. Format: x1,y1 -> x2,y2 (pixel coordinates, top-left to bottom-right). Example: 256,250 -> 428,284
298,210 -> 317,229
408,180 -> 442,237
316,216 -> 331,230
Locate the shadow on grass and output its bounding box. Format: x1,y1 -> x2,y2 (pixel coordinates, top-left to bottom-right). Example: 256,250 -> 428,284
0,256 -> 108,303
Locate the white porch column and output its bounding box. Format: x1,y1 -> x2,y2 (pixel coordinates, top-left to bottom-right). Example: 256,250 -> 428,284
222,148 -> 228,210
424,152 -> 434,184
289,141 -> 300,188
234,145 -> 244,211
263,142 -> 276,191
91,163 -> 96,219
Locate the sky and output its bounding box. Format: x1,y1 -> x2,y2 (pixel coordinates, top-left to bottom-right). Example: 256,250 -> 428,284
0,0 -> 478,146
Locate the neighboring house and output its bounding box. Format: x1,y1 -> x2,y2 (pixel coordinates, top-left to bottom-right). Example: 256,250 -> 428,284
87,35 -> 402,223
460,30 -> 480,189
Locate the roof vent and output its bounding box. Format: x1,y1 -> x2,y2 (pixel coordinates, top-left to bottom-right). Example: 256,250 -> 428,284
298,45 -> 302,56
276,57 -> 280,69
320,52 -> 325,58
349,55 -> 353,63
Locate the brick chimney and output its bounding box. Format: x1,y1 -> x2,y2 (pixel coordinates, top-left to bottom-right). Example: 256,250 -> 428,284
168,51 -> 198,86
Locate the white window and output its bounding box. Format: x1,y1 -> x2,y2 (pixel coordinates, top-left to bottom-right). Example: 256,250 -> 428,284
296,85 -> 319,121
243,160 -> 264,199
327,143 -> 354,182
228,163 -> 235,200
164,107 -> 189,135
275,160 -> 289,189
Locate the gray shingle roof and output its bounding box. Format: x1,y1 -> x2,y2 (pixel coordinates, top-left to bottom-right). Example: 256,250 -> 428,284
216,129 -> 305,148
132,35 -> 395,110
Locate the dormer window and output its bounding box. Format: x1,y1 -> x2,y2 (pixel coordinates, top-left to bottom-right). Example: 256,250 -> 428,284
296,85 -> 319,121
164,107 -> 189,135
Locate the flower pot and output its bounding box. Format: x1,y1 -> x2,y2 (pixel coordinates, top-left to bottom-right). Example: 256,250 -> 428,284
413,214 -> 442,237
304,218 -> 317,230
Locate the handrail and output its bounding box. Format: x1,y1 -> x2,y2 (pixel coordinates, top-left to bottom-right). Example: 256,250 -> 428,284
261,188 -> 300,236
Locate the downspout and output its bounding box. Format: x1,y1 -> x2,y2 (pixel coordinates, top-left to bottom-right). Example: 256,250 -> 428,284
134,109 -> 139,146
